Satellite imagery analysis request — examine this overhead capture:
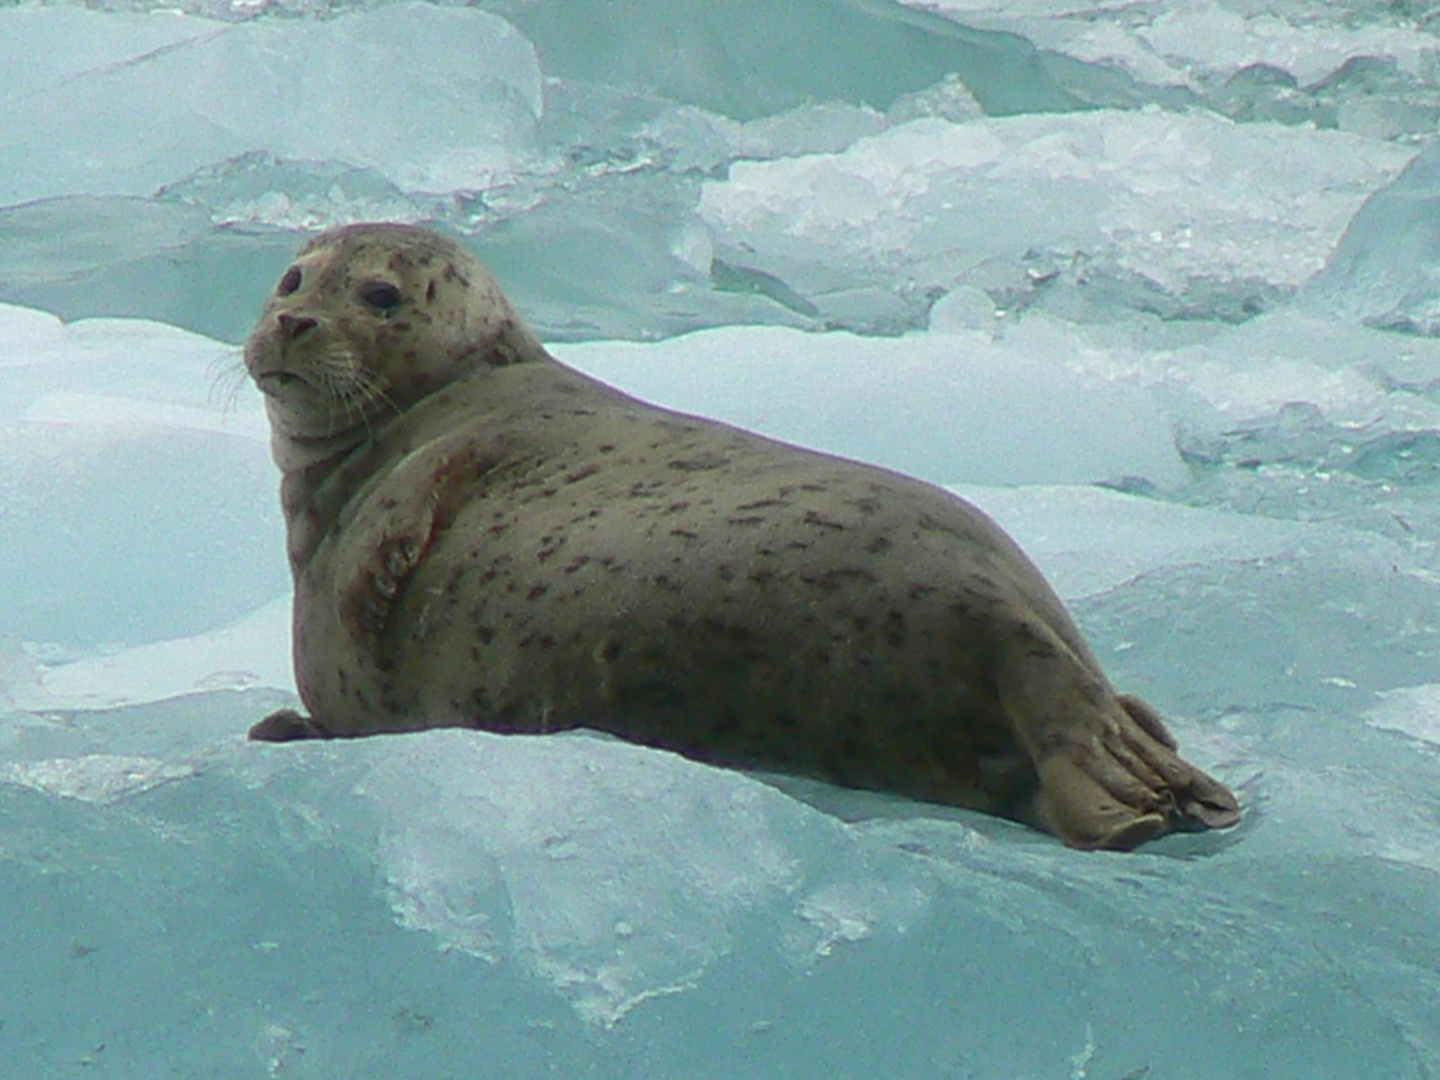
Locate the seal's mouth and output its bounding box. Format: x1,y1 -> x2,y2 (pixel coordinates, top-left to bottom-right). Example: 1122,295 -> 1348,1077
253,370 -> 310,397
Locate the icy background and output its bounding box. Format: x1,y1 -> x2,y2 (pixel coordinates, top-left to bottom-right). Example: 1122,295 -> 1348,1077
3,0 -> 1440,1076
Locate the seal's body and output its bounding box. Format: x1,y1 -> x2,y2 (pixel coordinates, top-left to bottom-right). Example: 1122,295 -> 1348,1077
246,223 -> 1240,851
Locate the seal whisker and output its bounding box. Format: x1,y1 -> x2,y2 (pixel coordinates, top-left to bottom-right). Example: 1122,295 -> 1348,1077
206,350 -> 250,418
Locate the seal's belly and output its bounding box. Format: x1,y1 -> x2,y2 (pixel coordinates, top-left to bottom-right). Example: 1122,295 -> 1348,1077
353,454 -> 1043,798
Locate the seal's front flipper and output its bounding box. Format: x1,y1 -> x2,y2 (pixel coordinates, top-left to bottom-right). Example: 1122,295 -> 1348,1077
336,436 -> 499,645
342,533 -> 429,641
249,708 -> 330,741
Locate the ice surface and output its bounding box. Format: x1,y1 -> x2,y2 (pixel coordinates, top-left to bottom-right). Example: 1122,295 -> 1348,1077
699,109 -> 1416,330
559,325 -> 1186,487
0,304 -> 284,653
1,2 -> 1425,342
4,1 -> 1440,1076
5,295 -> 1439,1073
0,4 -> 541,205
1308,138 -> 1440,334
912,0 -> 1440,137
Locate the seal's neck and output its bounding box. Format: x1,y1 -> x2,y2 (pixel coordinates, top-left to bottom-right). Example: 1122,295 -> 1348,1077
462,319 -> 552,370
278,429 -> 398,574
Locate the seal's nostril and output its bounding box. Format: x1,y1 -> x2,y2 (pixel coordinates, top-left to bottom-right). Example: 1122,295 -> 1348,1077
278,313 -> 318,339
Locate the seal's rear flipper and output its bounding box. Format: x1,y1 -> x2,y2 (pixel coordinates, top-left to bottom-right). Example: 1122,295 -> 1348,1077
1032,752 -> 1169,851
1030,698 -> 1240,850
1117,693 -> 1241,832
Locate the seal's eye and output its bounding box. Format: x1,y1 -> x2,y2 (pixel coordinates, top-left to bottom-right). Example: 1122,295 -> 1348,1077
277,266 -> 302,296
360,281 -> 403,312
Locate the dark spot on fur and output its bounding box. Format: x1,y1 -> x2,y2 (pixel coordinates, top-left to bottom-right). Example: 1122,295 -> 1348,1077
802,568 -> 878,591
563,556 -> 591,574
884,611 -> 907,647
671,528 -> 699,540
598,444 -> 616,453
728,515 -> 766,526
426,280 -> 437,302
476,626 -> 495,645
469,687 -> 491,716
668,453 -> 730,472
866,536 -> 892,555
908,582 -> 937,601
737,498 -> 788,510
917,513 -> 970,542
444,565 -> 465,594
654,574 -> 684,591
526,584 -> 549,601
717,563 -> 735,582
803,510 -> 846,530
564,463 -> 602,483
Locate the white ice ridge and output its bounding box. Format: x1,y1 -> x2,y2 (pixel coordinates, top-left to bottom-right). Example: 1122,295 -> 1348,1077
558,323 -> 1187,488
361,729 -> 815,1026
4,597 -> 295,714
1366,683 -> 1440,747
0,755 -> 196,803
906,0 -> 1440,89
699,109 -> 1416,298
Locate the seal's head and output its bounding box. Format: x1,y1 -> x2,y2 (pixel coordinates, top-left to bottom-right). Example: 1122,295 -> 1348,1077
245,222 -> 544,468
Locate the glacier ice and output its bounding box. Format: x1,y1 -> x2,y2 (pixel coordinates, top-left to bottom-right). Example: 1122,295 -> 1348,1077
699,110 -> 1417,330
0,3 -> 541,206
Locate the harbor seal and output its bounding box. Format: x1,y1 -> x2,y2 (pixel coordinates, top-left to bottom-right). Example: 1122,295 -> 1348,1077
244,222 -> 1241,851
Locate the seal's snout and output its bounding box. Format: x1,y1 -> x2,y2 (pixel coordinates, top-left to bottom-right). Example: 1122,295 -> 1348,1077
278,313 -> 318,339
